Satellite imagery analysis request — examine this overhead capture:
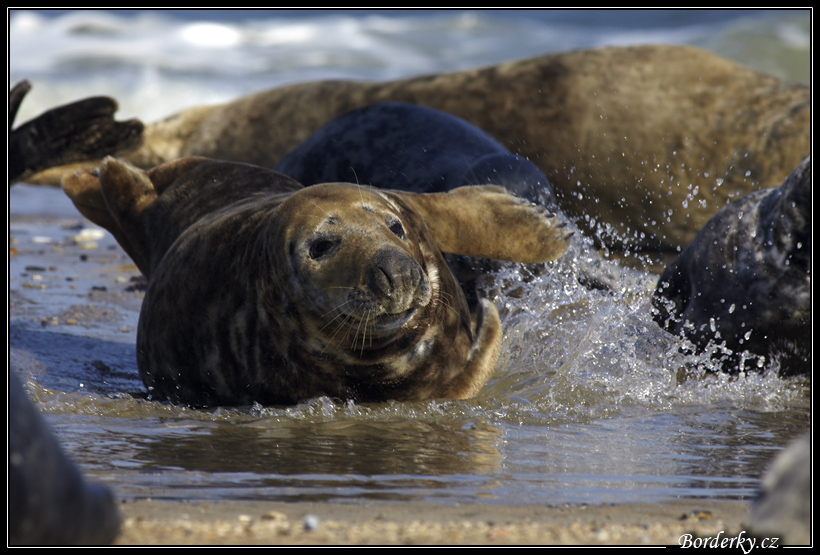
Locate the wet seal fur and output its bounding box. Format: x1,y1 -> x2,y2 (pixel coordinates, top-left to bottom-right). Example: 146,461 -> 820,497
62,157 -> 569,407
653,157 -> 811,376
275,102 -> 556,207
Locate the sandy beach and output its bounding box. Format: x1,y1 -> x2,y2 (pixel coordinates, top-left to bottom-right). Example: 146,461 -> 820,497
115,498 -> 752,546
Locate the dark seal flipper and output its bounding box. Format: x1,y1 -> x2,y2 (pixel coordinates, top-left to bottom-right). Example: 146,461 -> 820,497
653,157 -> 811,375
8,80 -> 143,186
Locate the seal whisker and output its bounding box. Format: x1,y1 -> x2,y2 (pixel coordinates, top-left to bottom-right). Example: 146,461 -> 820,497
353,307 -> 370,352
318,300 -> 358,347
359,309 -> 371,355
317,303 -> 351,334
437,288 -> 460,318
352,169 -> 368,210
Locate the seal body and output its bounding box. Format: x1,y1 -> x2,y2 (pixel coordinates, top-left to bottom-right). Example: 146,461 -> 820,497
275,102 -> 555,206
652,157 -> 811,375
63,157 -> 569,407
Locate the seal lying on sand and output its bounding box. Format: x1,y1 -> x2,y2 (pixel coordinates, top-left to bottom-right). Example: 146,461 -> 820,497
653,157 -> 811,376
27,45 -> 810,252
275,102 -> 556,207
62,157 -> 569,407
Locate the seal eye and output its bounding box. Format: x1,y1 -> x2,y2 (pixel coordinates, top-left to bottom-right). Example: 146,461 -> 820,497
308,237 -> 339,260
388,219 -> 406,240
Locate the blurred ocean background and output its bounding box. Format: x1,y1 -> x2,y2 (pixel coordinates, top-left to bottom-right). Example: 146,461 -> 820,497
9,9 -> 810,125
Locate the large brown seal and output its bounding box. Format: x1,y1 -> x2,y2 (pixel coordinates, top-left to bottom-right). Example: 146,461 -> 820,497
27,45 -> 810,252
62,157 -> 569,407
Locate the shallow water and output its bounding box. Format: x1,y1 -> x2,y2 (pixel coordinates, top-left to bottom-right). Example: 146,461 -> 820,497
9,186 -> 810,506
8,9 -> 812,508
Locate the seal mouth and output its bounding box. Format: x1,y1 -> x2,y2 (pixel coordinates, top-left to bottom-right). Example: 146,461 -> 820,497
372,306 -> 418,332
314,303 -> 420,353
335,303 -> 419,335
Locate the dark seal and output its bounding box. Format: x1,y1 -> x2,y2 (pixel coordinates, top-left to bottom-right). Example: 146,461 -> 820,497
275,102 -> 556,206
652,157 -> 811,376
63,157 -> 569,407
9,372 -> 121,545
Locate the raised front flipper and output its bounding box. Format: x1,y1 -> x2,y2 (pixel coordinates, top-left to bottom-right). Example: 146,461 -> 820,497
388,185 -> 571,264
62,157 -> 161,274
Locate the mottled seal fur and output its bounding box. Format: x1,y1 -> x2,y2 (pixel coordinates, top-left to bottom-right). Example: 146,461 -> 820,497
652,157 -> 811,375
29,45 -> 809,252
275,102 -> 555,207
62,157 -> 569,407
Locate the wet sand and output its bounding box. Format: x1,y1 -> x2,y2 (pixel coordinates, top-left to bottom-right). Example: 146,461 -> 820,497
115,498 -> 751,545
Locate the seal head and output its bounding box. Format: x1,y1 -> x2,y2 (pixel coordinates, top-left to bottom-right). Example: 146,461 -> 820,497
653,157 -> 811,375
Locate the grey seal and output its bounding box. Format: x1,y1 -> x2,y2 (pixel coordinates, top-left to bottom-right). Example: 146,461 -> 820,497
652,157 -> 811,376
62,156 -> 569,407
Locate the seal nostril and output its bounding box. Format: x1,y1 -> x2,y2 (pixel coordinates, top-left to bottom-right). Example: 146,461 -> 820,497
369,249 -> 425,299
377,266 -> 394,294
